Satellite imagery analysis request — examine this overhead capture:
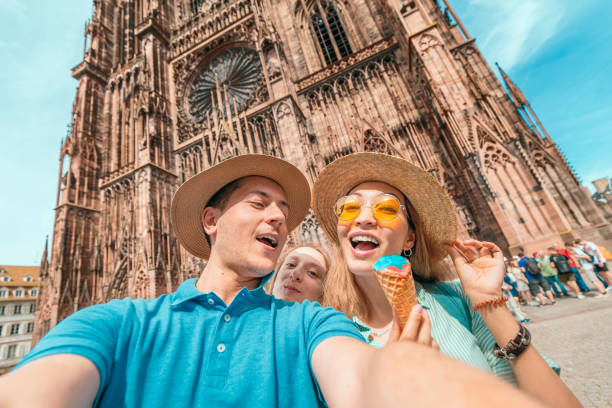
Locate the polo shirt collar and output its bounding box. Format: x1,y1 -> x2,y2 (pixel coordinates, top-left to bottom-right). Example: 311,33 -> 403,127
171,272 -> 274,307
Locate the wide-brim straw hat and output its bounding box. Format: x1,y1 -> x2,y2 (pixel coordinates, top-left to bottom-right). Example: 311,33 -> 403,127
171,154 -> 311,260
312,152 -> 457,259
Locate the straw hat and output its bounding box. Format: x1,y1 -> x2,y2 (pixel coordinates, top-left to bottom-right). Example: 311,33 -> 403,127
171,154 -> 311,260
312,153 -> 457,258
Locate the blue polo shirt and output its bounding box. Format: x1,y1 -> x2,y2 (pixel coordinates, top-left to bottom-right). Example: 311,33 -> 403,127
518,257 -> 542,280
17,278 -> 363,407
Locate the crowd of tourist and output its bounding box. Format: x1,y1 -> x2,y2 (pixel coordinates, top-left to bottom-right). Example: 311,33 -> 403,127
501,239 -> 612,323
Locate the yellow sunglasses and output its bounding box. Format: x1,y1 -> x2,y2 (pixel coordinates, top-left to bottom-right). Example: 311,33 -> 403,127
333,194 -> 407,222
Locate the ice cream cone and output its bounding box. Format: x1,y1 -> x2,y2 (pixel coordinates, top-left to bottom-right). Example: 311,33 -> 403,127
373,255 -> 418,329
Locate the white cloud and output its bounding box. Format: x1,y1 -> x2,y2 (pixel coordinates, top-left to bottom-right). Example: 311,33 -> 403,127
464,0 -> 568,70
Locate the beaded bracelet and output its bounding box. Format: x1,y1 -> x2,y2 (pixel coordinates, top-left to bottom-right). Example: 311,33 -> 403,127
471,295 -> 507,312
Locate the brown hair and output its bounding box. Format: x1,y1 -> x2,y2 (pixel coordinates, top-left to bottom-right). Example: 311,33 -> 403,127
203,178 -> 243,246
265,243 -> 336,301
321,199 -> 453,321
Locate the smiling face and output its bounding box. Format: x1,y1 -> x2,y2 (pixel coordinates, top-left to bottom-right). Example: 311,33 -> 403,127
202,176 -> 289,279
336,181 -> 415,277
272,246 -> 328,303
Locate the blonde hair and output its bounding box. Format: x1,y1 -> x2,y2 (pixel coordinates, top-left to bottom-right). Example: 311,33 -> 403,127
265,242 -> 335,301
321,200 -> 453,321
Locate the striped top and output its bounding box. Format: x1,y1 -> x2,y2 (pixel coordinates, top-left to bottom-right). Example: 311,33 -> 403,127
353,279 -> 517,384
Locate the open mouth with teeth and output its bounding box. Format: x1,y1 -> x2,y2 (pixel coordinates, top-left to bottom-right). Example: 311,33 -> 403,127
256,234 -> 279,249
350,235 -> 380,252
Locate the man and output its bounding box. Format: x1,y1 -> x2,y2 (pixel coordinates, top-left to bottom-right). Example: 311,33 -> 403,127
0,155 -> 548,408
556,243 -> 591,293
548,247 -> 584,298
518,252 -> 555,305
575,237 -> 612,290
569,241 -> 607,296
536,251 -> 568,297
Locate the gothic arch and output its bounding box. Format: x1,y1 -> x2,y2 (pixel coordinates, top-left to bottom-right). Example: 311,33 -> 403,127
296,0 -> 354,66
474,123 -> 505,150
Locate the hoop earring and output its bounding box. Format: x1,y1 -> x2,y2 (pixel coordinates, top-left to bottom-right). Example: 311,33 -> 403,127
401,248 -> 413,259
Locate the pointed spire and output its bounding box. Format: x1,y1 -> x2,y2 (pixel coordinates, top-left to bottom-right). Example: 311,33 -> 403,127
40,235 -> 49,277
43,235 -> 48,257
496,62 -> 528,108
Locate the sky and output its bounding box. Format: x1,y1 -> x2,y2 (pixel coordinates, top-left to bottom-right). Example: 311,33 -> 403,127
0,0 -> 610,265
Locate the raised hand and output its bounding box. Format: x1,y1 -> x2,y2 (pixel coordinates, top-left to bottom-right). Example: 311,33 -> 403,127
444,239 -> 505,305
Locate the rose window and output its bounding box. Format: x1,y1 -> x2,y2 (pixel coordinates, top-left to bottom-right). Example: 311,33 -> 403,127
188,48 -> 263,123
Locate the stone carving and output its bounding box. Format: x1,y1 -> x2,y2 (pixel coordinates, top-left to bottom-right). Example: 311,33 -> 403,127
417,34 -> 441,54
134,268 -> 149,298
300,210 -> 322,243
363,130 -> 393,155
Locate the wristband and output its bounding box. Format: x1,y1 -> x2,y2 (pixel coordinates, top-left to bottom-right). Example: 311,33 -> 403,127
493,324 -> 531,360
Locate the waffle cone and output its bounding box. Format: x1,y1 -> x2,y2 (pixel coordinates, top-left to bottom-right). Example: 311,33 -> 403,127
375,269 -> 417,329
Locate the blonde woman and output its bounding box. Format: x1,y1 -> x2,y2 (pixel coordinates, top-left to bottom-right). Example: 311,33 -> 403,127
267,243 -> 332,303
312,152 -> 580,408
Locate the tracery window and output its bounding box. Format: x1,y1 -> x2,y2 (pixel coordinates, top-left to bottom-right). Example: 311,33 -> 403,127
190,0 -> 205,13
363,130 -> 393,155
310,1 -> 352,65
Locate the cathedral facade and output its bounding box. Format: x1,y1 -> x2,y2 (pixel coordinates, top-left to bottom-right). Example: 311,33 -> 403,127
34,0 -> 611,342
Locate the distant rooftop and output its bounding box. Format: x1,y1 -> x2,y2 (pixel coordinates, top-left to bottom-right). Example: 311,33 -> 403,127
0,265 -> 40,297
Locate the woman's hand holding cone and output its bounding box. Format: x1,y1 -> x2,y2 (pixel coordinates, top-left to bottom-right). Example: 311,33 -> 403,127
387,306 -> 439,351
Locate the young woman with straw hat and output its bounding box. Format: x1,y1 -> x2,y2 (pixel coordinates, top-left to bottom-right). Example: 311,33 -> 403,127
312,152 -> 580,407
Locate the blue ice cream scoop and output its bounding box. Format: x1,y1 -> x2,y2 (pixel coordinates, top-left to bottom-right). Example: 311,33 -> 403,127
373,254 -> 408,272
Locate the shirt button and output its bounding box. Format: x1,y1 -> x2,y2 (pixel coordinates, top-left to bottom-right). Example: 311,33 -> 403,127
223,314 -> 231,323
207,298 -> 214,305
217,343 -> 226,353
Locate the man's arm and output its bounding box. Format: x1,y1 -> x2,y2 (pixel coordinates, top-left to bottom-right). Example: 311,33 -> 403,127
0,354 -> 99,408
0,299 -> 127,407
311,337 -> 545,408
